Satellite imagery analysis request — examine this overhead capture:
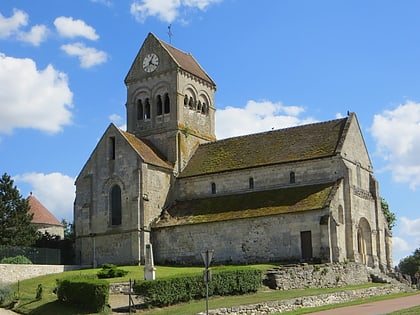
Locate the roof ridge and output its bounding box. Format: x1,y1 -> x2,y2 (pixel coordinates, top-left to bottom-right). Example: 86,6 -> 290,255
202,116 -> 348,146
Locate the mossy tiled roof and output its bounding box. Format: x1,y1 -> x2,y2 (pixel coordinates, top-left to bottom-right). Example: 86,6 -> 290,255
153,181 -> 338,228
180,117 -> 348,178
120,129 -> 173,170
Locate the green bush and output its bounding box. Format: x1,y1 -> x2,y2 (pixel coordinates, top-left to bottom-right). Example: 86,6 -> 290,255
0,255 -> 32,264
97,263 -> 128,278
133,268 -> 261,307
56,277 -> 109,312
0,285 -> 14,307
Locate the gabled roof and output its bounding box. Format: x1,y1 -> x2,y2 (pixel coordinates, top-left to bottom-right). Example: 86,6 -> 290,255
153,181 -> 339,228
27,194 -> 62,226
119,127 -> 173,170
180,116 -> 350,178
125,33 -> 216,87
159,38 -> 216,87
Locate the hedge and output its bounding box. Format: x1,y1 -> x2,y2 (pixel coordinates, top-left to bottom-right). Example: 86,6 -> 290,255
56,277 -> 109,312
133,268 -> 262,306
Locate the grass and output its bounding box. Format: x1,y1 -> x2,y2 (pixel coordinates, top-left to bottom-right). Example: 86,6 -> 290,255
2,264 -> 418,315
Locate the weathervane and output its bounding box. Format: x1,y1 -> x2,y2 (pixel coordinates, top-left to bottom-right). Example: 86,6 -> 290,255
167,24 -> 173,44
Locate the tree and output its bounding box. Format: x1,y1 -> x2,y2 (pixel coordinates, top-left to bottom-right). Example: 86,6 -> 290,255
61,219 -> 75,241
381,197 -> 396,232
398,247 -> 420,281
0,173 -> 37,246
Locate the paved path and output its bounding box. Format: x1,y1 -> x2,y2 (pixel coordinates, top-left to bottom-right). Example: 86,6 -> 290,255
308,294 -> 420,315
0,309 -> 18,315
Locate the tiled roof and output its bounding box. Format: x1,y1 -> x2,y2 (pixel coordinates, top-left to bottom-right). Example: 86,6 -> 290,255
180,116 -> 349,178
153,181 -> 339,228
159,38 -> 216,87
27,194 -> 62,226
120,128 -> 173,170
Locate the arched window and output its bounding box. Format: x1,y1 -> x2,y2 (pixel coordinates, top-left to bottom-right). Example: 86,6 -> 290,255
164,93 -> 170,113
145,98 -> 151,119
156,95 -> 163,116
137,100 -> 143,120
202,102 -> 208,115
197,101 -> 202,112
189,97 -> 195,109
184,95 -> 188,106
110,185 -> 122,226
290,171 -> 295,184
249,177 -> 254,189
211,182 -> 216,194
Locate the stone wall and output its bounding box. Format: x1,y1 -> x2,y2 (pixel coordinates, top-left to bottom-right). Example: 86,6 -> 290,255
199,284 -> 411,315
0,264 -> 81,285
264,262 -> 370,290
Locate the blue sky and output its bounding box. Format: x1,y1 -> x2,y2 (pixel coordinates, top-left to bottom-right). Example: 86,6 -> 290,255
1,0 -> 419,265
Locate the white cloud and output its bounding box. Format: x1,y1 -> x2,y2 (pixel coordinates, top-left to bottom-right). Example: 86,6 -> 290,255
392,236 -> 411,252
60,42 -> 108,68
215,100 -> 315,139
0,54 -> 73,134
400,217 -> 420,236
17,24 -> 49,46
0,9 -> 28,39
54,16 -> 99,40
14,172 -> 75,222
0,9 -> 49,46
90,0 -> 113,7
371,101 -> 420,190
130,0 -> 221,23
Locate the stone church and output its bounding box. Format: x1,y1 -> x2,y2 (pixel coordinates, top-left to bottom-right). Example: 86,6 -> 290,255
74,33 -> 393,271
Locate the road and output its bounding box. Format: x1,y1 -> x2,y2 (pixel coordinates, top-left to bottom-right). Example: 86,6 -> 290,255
308,294 -> 420,315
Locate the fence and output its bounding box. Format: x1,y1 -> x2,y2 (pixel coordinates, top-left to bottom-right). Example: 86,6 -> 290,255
0,246 -> 62,265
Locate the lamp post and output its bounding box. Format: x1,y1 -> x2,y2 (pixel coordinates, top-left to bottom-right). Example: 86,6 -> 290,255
201,249 -> 214,315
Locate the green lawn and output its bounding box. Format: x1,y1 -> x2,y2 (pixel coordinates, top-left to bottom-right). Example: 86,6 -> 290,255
1,264 -> 418,315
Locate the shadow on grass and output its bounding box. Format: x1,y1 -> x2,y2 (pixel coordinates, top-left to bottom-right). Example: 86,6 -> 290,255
26,300 -> 106,315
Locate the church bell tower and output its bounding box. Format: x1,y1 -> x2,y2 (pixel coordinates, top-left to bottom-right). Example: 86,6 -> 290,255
124,33 -> 216,173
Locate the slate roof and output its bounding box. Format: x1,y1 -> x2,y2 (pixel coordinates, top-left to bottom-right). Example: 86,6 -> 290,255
180,116 -> 350,178
119,127 -> 173,170
27,194 -> 62,226
159,38 -> 216,87
153,181 -> 339,228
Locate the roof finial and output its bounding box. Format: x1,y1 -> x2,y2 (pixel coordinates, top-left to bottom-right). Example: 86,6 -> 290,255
167,24 -> 173,44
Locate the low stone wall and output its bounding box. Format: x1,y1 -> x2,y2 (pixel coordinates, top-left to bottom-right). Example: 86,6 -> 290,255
0,264 -> 81,284
200,285 -> 412,315
264,262 -> 371,290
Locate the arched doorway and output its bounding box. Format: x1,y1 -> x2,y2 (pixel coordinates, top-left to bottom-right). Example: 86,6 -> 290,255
357,218 -> 373,266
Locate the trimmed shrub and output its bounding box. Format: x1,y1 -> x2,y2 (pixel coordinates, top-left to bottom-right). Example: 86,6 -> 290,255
133,268 -> 261,307
1,255 -> 32,264
0,285 -> 14,307
56,277 -> 109,312
97,263 -> 128,279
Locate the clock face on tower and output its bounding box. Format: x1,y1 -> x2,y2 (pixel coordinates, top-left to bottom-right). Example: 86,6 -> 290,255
143,53 -> 159,73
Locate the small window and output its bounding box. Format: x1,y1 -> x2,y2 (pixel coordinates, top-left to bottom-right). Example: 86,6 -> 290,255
249,177 -> 254,189
164,93 -> 170,113
202,102 -> 208,114
338,205 -> 344,224
189,97 -> 194,109
137,100 -> 143,120
156,95 -> 163,116
109,137 -> 116,160
110,185 -> 122,226
356,163 -> 361,187
197,101 -> 202,112
290,171 -> 295,184
145,98 -> 151,119
184,95 -> 188,106
211,182 -> 216,194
